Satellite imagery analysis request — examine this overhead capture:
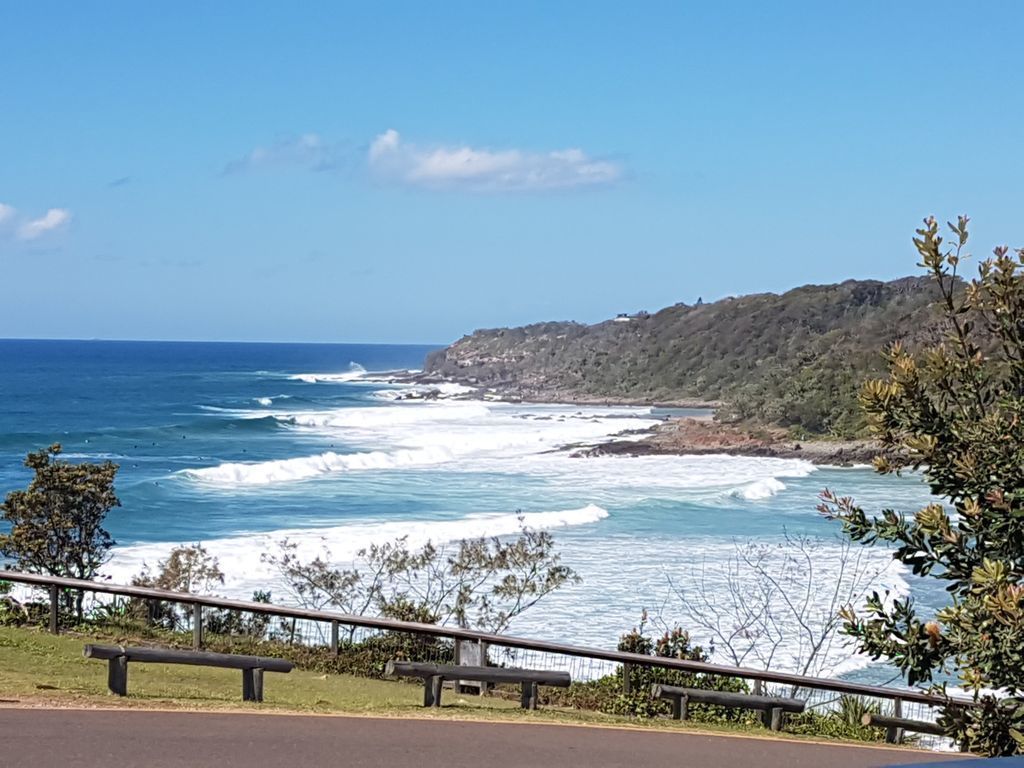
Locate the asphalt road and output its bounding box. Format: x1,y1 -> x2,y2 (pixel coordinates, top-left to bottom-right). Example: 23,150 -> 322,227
1,709 -> 963,768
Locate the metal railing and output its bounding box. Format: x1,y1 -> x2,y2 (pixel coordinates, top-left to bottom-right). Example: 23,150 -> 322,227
1,568 -> 976,742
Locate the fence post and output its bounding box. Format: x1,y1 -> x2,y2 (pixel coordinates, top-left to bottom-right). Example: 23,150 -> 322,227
752,679 -> 763,696
48,584 -> 59,634
192,603 -> 202,650
893,697 -> 905,744
622,663 -> 633,694
330,620 -> 339,655
477,640 -> 488,696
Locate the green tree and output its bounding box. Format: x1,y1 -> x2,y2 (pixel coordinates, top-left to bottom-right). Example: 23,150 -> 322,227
0,444 -> 119,619
820,217 -> 1024,755
131,543 -> 225,629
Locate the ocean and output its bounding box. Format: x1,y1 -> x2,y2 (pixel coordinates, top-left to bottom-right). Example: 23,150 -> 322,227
0,339 -> 939,683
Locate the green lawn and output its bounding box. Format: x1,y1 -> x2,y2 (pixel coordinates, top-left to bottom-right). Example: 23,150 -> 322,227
0,625 -> 525,716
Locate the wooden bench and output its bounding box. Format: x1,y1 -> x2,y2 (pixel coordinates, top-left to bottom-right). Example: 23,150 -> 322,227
385,660 -> 570,709
861,712 -> 945,743
651,683 -> 806,731
83,644 -> 293,702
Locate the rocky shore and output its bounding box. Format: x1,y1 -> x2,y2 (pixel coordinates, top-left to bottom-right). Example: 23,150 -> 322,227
405,373 -> 878,466
570,417 -> 880,467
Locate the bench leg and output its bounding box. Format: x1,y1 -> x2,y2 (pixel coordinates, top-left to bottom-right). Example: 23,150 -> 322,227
242,668 -> 264,702
423,676 -> 442,707
107,655 -> 128,696
520,682 -> 539,710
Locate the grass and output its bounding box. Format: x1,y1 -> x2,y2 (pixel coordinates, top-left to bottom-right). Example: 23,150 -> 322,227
0,624 -> 493,715
0,625 -> 926,749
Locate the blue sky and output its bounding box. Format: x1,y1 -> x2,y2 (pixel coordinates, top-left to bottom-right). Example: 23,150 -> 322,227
1,2 -> 1022,343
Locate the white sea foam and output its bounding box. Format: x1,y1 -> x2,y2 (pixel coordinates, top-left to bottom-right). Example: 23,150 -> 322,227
510,536 -> 910,678
182,446 -> 455,485
370,382 -> 477,401
184,399 -> 815,493
166,394 -> 871,674
273,402 -> 494,430
105,504 -> 610,592
255,397 -> 273,406
289,363 -> 367,383
732,477 -> 787,500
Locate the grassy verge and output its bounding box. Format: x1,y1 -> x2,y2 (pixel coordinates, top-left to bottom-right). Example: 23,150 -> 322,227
0,625 -> 923,748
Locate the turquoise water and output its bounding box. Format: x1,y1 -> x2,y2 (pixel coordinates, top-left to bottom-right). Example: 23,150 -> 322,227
0,339 -> 939,682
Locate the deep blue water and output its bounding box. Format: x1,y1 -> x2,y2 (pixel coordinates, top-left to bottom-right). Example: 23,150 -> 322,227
0,339 -> 437,541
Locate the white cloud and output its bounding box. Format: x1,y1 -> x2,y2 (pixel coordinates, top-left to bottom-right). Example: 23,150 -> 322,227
0,203 -> 14,224
223,133 -> 340,175
17,208 -> 71,240
368,130 -> 622,192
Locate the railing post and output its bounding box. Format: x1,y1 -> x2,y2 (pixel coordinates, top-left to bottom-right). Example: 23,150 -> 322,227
622,663 -> 633,694
893,697 -> 904,744
752,678 -> 763,696
330,620 -> 339,655
192,602 -> 202,650
477,640 -> 488,696
48,584 -> 59,634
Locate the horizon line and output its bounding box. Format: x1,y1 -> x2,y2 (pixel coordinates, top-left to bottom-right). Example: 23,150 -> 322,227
0,337 -> 446,347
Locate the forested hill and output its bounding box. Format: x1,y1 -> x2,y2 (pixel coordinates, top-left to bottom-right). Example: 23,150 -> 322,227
423,276 -> 946,437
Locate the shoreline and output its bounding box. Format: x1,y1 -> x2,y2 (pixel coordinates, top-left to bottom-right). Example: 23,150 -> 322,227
405,376 -> 721,410
573,418 -> 879,467
401,375 -> 877,466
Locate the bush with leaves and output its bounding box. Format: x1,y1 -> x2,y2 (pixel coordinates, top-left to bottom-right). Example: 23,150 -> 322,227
262,516 -> 579,634
551,614 -> 747,719
131,544 -> 225,630
0,579 -> 29,626
205,590 -> 273,639
821,216 -> 1024,755
0,444 -> 119,620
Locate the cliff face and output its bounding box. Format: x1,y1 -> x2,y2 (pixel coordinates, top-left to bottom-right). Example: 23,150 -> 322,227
423,276 -> 945,436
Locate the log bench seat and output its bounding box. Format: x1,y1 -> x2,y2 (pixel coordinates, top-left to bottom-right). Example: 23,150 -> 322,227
83,644 -> 293,702
651,683 -> 806,731
385,660 -> 570,709
861,712 -> 945,743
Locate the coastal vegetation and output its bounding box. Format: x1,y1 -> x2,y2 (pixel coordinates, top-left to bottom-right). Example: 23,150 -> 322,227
260,524 -> 579,633
0,444 -> 119,620
666,533 -> 887,682
822,217 -> 1024,755
423,276 -> 945,437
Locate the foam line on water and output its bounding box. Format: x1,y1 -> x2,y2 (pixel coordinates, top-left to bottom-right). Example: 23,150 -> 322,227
105,504 -> 610,589
289,363 -> 367,383
181,446 -> 455,485
182,400 -> 672,486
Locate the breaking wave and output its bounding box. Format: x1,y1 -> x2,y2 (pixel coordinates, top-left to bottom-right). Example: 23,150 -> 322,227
105,504 -> 610,588
180,446 -> 455,485
732,477 -> 787,500
289,363 -> 367,383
